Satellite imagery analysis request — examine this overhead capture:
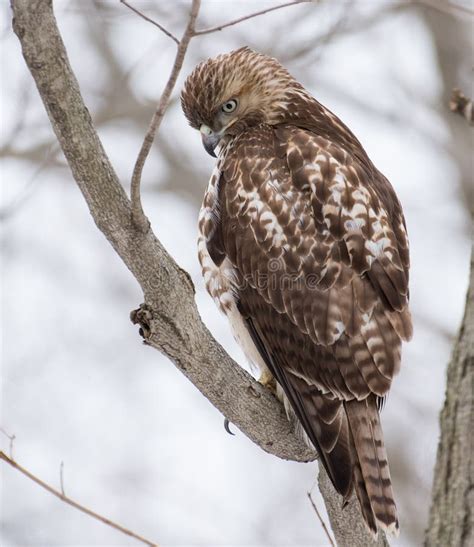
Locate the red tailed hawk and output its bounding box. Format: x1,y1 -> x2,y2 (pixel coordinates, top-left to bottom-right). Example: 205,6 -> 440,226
181,47 -> 412,536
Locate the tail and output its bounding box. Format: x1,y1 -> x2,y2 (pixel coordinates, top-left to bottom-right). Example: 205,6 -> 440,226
345,396 -> 399,537
263,359 -> 399,536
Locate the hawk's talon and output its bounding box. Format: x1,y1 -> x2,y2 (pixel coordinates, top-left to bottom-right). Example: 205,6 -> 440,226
224,418 -> 235,435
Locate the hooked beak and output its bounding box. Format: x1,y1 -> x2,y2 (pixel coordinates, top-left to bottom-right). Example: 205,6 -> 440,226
200,125 -> 221,158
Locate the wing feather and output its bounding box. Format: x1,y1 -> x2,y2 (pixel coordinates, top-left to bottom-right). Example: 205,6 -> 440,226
221,125 -> 411,401
213,122 -> 411,534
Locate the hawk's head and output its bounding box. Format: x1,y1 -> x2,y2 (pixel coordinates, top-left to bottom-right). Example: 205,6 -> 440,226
181,47 -> 303,156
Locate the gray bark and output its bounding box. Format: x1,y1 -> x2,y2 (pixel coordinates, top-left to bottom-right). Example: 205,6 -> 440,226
420,5 -> 473,209
11,0 -> 387,544
319,469 -> 390,547
425,243 -> 473,546
420,7 -> 473,545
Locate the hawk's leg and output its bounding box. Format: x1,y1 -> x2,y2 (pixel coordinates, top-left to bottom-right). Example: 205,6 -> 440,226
258,368 -> 277,394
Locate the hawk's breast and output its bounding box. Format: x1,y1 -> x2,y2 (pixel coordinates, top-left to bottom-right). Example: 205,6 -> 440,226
197,150 -> 272,380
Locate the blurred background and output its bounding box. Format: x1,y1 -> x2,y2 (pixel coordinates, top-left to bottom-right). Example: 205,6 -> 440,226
1,1 -> 472,545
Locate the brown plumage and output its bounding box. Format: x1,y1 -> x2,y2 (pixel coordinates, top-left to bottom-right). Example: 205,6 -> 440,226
181,47 -> 412,536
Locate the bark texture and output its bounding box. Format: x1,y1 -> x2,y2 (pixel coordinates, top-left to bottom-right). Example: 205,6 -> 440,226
11,1 -> 388,544
425,243 -> 473,547
422,9 -> 473,545
319,469 -> 390,547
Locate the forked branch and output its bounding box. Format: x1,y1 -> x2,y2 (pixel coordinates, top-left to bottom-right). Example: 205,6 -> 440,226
194,0 -> 312,35
120,0 -> 179,44
0,450 -> 158,547
128,0 -> 201,232
124,0 -> 312,232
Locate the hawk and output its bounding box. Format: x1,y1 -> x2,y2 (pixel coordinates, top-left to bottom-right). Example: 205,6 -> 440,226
181,47 -> 412,536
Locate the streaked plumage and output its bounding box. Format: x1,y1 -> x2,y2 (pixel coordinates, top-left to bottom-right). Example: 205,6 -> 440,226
181,47 -> 412,536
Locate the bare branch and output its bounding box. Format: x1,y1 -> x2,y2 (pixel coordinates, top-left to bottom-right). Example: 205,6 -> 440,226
60,461 -> 65,495
119,0 -> 179,45
194,0 -> 312,36
449,88 -> 473,125
307,490 -> 336,547
129,0 -> 201,232
0,450 -> 159,547
126,0 -> 313,232
0,427 -> 16,460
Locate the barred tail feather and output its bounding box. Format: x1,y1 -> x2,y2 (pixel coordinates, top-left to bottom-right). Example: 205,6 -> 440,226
352,458 -> 378,535
345,397 -> 399,537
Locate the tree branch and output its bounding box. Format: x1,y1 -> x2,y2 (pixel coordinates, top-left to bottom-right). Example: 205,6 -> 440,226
307,489 -> 336,547
127,0 -> 312,233
129,0 -> 201,232
119,0 -> 179,45
11,1 -> 389,545
318,468 -> 389,546
193,0 -> 311,36
0,450 -> 159,547
11,0 -> 314,463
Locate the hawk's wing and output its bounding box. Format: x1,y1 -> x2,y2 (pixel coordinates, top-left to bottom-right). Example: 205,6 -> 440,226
219,123 -> 411,392
213,123 -> 412,533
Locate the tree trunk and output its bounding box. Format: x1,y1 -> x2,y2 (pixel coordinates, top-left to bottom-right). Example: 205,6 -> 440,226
425,242 -> 473,546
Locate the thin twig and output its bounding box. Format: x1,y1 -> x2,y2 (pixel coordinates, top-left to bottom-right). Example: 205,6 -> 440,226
0,451 -> 159,547
60,461 -> 65,495
127,0 -> 311,231
194,0 -> 312,36
307,490 -> 336,547
0,428 -> 16,460
129,0 -> 201,232
120,0 -> 179,44
0,142 -> 57,222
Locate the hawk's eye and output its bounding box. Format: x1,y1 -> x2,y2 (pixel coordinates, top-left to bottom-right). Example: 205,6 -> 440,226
221,99 -> 238,113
